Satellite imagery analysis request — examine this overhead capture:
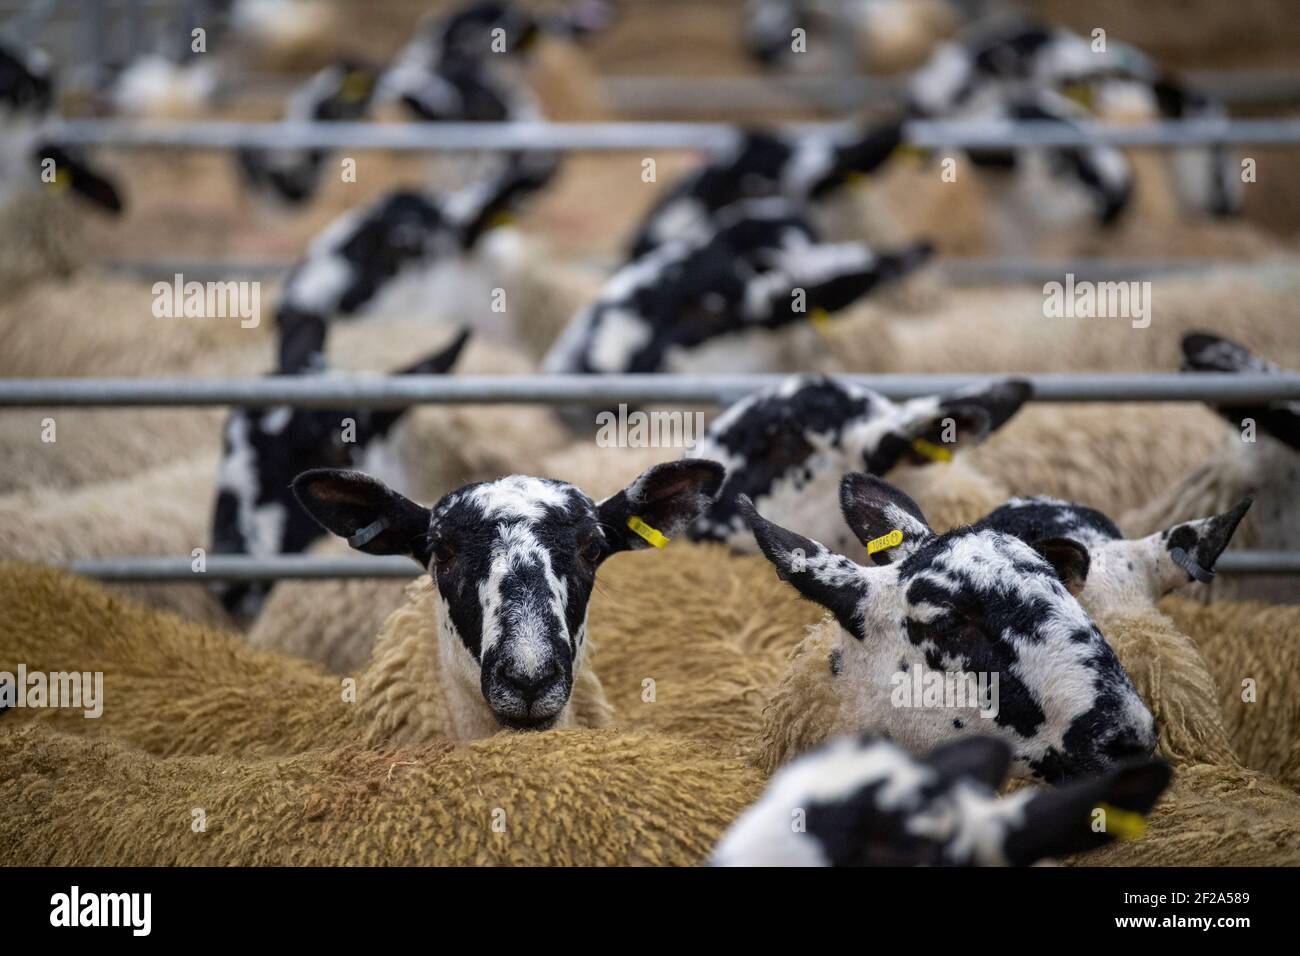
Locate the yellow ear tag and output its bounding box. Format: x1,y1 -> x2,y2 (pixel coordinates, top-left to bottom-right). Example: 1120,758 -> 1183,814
889,143 -> 929,167
1096,803 -> 1147,842
911,437 -> 953,463
866,529 -> 904,556
1062,83 -> 1095,112
845,170 -> 870,191
808,307 -> 833,335
488,211 -> 516,229
46,168 -> 68,194
627,515 -> 669,548
340,70 -> 373,103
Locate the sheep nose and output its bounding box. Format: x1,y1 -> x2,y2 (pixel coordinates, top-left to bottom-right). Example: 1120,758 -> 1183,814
499,660 -> 560,703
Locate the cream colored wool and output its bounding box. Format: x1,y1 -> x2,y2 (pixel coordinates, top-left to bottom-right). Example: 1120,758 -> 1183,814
1161,595 -> 1300,789
824,262 -> 1300,376
0,190 -> 90,294
0,563 -> 610,755
0,725 -> 763,866
0,457 -> 230,627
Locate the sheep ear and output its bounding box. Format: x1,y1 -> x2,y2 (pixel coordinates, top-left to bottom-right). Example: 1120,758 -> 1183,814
738,495 -> 871,642
1031,538 -> 1091,595
936,378 -> 1033,438
1181,331 -> 1272,373
396,328 -> 470,376
276,309 -> 328,374
366,330 -> 473,438
839,473 -> 932,566
597,459 -> 725,556
924,736 -> 1013,791
1154,497 -> 1252,590
291,469 -> 432,566
1001,759 -> 1172,866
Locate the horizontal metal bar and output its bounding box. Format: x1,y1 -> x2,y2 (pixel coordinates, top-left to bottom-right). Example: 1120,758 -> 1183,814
3,373 -> 1299,409
101,255 -> 1259,286
604,71 -> 1300,114
62,550 -> 1300,581
69,555 -> 418,581
46,118 -> 1300,152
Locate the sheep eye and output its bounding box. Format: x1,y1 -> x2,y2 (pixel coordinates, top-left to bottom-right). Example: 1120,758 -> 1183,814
580,535 -> 603,564
432,539 -> 457,566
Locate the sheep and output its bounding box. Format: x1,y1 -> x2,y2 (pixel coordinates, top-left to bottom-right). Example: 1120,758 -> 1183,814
739,473 -> 1158,782
972,495 -> 1253,619
624,119 -> 909,259
0,723 -> 763,866
274,149 -> 559,367
0,458 -> 724,751
542,198 -> 933,385
711,734 -> 1171,866
0,40 -> 124,290
1121,332 -> 1300,603
742,0 -> 960,74
685,373 -> 1032,554
235,59 -> 380,207
207,329 -> 471,620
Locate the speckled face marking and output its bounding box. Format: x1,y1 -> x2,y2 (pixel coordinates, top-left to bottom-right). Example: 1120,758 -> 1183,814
291,460 -> 724,730
711,734 -> 1171,867
545,200 -> 932,379
688,375 -> 1031,551
208,331 -> 469,620
975,495 -> 1253,616
741,473 -> 1157,783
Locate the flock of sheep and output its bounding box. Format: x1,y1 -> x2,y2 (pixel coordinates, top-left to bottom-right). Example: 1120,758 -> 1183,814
1,0 -> 1299,867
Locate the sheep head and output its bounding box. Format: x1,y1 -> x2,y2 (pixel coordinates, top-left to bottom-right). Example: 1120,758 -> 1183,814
293,459 -> 724,731
712,734 -> 1172,866
689,374 -> 1031,553
208,330 -> 470,620
974,495 -> 1252,616
741,472 -> 1156,783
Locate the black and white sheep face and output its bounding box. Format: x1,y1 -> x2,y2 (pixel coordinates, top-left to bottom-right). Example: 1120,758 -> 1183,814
276,152 -> 556,363
546,200 -> 932,377
711,734 -> 1171,866
209,332 -> 470,619
975,496 -> 1253,617
689,375 -> 1031,552
741,474 -> 1157,784
292,460 -> 725,731
626,121 -> 905,259
236,60 -> 379,206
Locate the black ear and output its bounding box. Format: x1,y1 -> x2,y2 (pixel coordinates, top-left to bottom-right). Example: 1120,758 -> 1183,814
291,469 -> 433,566
1162,496 -> 1252,584
924,736 -> 1014,792
597,459 -> 725,555
813,120 -> 904,196
277,308 -> 328,374
937,378 -> 1033,437
1031,538 -> 1090,595
459,151 -> 561,248
367,330 -> 472,436
1002,759 -> 1173,866
38,144 -> 124,214
1181,331 -> 1270,373
839,473 -> 933,565
397,328 -> 471,376
738,495 -> 871,641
